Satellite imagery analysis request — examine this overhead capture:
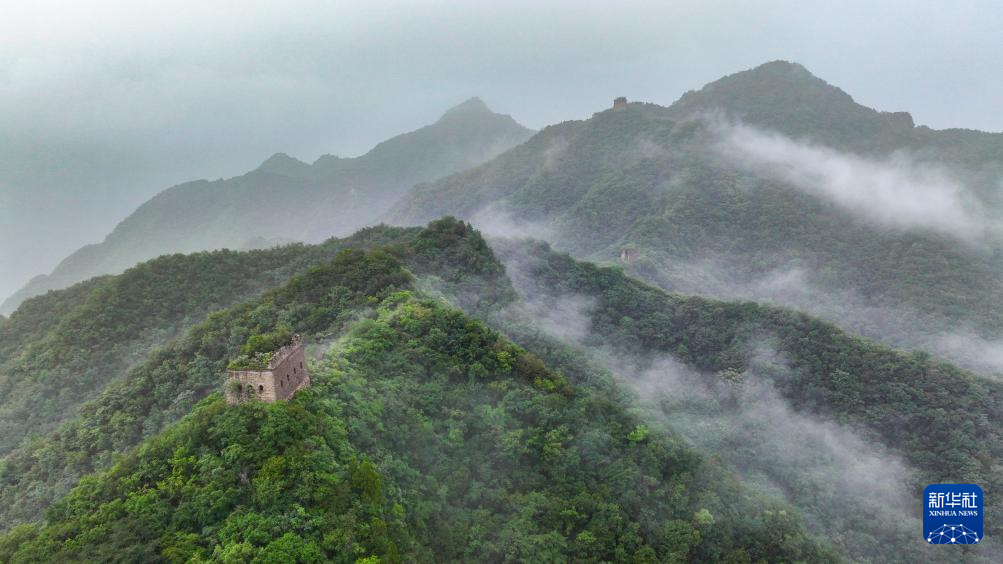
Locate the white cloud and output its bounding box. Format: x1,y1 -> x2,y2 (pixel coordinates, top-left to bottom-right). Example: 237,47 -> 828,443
715,121 -> 989,242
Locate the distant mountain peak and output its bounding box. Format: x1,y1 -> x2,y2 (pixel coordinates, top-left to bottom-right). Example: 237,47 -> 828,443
750,59 -> 813,75
439,97 -> 495,120
688,60 -> 846,103
667,60 -> 917,144
256,152 -> 309,176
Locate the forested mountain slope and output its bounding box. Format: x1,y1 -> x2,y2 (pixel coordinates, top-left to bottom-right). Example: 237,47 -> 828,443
0,298 -> 837,563
0,220 -> 511,530
1,98 -> 531,315
0,219 -> 998,561
390,61 -> 1003,373
0,226 -> 416,458
665,61 -> 1003,177
483,238 -> 1001,561
0,222 -> 837,563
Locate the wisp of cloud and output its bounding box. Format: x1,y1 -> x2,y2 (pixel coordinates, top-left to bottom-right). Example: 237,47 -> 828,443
714,121 -> 989,243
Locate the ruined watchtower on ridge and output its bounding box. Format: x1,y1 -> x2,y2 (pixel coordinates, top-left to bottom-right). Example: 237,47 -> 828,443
613,96 -> 628,111
619,247 -> 639,263
225,335 -> 311,404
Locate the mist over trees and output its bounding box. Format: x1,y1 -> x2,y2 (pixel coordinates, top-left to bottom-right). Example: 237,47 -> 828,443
392,62 -> 1003,376
1,44 -> 1001,562
483,237 -> 1001,562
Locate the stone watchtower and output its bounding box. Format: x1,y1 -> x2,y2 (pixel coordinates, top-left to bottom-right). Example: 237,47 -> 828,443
619,247 -> 639,263
225,335 -> 311,404
613,96 -> 628,111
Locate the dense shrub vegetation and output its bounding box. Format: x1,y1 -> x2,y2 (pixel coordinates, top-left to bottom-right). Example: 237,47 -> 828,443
0,229 -> 420,528
1,218 -> 1000,562
499,241 -> 1003,483
0,292 -> 837,563
490,239 -> 1002,558
0,225 -> 425,458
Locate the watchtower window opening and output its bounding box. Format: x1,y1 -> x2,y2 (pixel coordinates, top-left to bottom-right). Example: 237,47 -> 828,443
300,361 -> 303,369
258,385 -> 264,392
281,381 -> 284,388
293,367 -> 297,374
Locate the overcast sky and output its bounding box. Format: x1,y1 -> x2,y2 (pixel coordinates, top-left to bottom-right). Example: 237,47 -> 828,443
1,0 -> 1001,302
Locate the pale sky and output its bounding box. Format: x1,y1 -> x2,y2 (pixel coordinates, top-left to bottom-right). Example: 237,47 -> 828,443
1,0 -> 1001,301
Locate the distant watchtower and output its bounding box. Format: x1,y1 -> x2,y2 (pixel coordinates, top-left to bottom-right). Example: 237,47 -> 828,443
619,248 -> 639,263
225,335 -> 310,404
613,96 -> 628,111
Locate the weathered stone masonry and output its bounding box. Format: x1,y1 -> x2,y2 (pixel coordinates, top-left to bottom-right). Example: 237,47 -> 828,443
225,336 -> 311,404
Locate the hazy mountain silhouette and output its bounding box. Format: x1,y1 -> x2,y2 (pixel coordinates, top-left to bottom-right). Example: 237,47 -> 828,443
1,98 -> 531,315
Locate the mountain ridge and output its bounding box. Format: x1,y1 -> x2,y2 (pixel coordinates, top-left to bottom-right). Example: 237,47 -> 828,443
0,218 -> 996,561
388,61 -> 1003,373
1,99 -> 532,316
